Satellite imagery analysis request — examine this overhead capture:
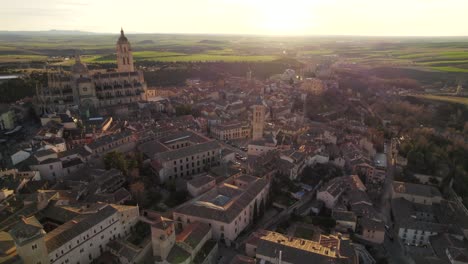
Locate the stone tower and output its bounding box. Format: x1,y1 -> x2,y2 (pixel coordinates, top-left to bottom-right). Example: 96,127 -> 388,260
252,97 -> 266,140
9,216 -> 48,264
246,68 -> 252,81
116,28 -> 135,72
151,216 -> 175,262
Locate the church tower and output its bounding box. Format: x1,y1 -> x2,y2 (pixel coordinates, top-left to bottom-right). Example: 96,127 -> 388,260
252,97 -> 266,140
151,216 -> 175,262
116,28 -> 135,72
9,216 -> 48,264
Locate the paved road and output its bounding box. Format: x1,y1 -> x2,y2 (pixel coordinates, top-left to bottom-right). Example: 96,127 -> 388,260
219,141 -> 247,157
377,143 -> 396,225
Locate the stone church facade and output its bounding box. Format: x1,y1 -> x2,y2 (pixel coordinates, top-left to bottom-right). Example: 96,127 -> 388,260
36,28 -> 147,112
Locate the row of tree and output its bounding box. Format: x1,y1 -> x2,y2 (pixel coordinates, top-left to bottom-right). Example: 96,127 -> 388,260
0,71 -> 46,103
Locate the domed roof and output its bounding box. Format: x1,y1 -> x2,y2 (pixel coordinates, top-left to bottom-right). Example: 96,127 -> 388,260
117,28 -> 129,44
71,55 -> 88,74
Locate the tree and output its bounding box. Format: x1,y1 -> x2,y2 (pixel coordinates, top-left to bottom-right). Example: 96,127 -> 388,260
130,181 -> 147,205
103,151 -> 128,174
165,190 -> 188,208
175,105 -> 192,116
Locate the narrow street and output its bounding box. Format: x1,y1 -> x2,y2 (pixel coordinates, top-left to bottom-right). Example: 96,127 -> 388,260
379,141 -> 412,264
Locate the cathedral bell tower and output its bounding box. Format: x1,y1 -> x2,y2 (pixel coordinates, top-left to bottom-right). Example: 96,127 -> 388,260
116,28 -> 135,72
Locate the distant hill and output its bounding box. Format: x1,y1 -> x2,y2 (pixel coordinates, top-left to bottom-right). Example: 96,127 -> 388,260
137,40 -> 155,44
199,39 -> 226,44
0,30 -> 104,35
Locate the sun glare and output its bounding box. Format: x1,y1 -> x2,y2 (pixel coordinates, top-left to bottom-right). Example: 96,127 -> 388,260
253,1 -> 316,35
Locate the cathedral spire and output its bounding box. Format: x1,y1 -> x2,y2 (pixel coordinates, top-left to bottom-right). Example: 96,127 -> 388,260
121,27 -> 124,36
74,50 -> 81,63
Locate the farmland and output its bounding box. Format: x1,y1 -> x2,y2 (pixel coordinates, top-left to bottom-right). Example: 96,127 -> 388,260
1,31 -> 468,73
407,94 -> 468,106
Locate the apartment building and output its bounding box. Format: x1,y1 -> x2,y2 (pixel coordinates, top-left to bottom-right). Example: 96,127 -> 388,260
210,122 -> 250,141
9,203 -> 139,264
140,131 -> 222,183
392,181 -> 443,205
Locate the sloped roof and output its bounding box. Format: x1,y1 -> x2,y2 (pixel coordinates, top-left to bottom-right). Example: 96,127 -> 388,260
174,177 -> 268,224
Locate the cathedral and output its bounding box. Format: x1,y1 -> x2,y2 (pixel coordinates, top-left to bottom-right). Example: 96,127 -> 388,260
36,28 -> 147,113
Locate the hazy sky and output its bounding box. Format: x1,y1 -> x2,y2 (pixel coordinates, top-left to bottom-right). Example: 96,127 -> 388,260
1,0 -> 467,36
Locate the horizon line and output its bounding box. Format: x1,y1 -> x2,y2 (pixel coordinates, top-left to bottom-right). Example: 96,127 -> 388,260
1,29 -> 468,38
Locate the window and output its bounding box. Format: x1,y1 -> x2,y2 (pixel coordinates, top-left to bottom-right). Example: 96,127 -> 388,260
49,165 -> 53,169
83,87 -> 88,92
32,244 -> 37,250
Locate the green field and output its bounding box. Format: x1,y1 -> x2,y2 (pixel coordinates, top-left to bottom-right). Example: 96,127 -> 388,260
1,32 -> 468,71
0,54 -> 48,62
0,32 -> 285,63
408,94 -> 468,106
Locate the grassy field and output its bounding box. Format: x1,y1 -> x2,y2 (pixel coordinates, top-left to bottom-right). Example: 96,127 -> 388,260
0,54 -> 48,62
1,32 -> 468,71
408,94 -> 468,106
336,43 -> 468,72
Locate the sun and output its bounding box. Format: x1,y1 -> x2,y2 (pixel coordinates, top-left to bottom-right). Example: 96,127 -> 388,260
253,1 -> 315,35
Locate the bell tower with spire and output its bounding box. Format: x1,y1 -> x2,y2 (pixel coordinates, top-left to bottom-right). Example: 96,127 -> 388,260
116,28 -> 134,72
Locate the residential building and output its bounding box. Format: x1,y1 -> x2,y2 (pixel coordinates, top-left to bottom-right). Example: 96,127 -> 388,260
427,233 -> 468,264
247,137 -> 277,156
359,217 -> 385,244
392,181 -> 443,205
316,175 -> 365,209
229,254 -> 255,264
140,131 -> 222,183
391,198 -> 464,246
413,173 -> 443,186
9,203 -> 139,264
147,212 -> 217,264
29,147 -> 91,181
210,122 -> 250,141
332,210 -> 357,232
300,78 -> 327,95
250,230 -> 358,264
187,175 -> 216,197
84,130 -> 134,157
0,105 -> 16,130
